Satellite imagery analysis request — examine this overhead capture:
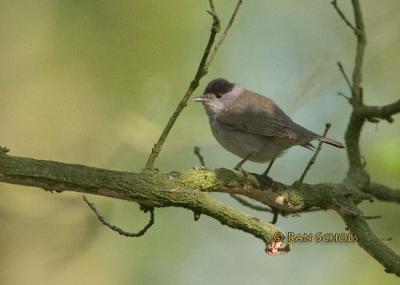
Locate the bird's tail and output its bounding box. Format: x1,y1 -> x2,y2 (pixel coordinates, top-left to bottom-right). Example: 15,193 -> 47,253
318,136 -> 345,148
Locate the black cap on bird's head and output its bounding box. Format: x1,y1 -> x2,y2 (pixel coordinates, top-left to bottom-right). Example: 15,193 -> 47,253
193,78 -> 235,103
204,78 -> 234,96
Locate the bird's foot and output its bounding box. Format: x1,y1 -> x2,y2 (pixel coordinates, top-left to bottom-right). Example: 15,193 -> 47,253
234,166 -> 249,177
262,173 -> 274,185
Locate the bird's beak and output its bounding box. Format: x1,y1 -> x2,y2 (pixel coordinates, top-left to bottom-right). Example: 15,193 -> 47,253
192,96 -> 208,102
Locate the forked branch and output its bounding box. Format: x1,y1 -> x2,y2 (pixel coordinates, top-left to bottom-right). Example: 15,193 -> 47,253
144,0 -> 243,170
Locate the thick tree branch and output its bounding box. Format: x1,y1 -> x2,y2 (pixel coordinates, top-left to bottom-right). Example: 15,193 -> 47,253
332,0 -> 369,186
0,153 -> 373,244
0,153 -> 283,248
3,153 -> 398,272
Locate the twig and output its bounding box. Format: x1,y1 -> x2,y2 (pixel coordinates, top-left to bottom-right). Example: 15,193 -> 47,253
332,199 -> 381,219
331,0 -> 359,36
83,195 -> 154,237
298,123 -> 331,183
337,61 -> 353,92
337,92 -> 352,102
194,146 -> 206,167
361,99 -> 400,124
230,194 -> 273,212
205,0 -> 243,66
144,0 -> 243,170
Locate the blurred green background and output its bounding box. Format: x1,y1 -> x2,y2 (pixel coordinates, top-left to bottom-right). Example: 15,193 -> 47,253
0,0 -> 399,284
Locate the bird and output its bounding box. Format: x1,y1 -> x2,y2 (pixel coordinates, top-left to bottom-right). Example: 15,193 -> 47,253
193,78 -> 344,176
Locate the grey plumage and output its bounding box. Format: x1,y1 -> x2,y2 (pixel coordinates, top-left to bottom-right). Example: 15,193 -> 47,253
193,78 -> 344,167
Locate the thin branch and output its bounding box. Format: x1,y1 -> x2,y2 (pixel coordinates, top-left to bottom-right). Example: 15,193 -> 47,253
337,92 -> 352,102
144,0 -> 243,170
205,0 -> 243,66
194,146 -> 206,167
332,199 -> 381,219
337,61 -> 353,92
83,195 -> 155,237
351,0 -> 367,105
331,0 -> 359,36
361,99 -> 400,123
298,123 -> 331,183
230,194 -> 273,212
362,183 -> 400,204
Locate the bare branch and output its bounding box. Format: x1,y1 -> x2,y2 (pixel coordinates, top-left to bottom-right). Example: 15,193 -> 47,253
333,200 -> 400,276
338,0 -> 368,185
351,0 -> 367,104
331,0 -> 359,36
362,183 -> 400,204
144,0 -> 243,170
298,123 -> 331,183
230,194 -> 273,212
337,92 -> 352,102
337,61 -> 353,92
83,195 -> 155,237
205,0 -> 243,66
361,99 -> 400,123
331,199 -> 381,219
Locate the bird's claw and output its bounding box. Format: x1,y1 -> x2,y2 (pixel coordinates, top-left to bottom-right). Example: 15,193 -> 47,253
234,167 -> 249,177
262,173 -> 274,184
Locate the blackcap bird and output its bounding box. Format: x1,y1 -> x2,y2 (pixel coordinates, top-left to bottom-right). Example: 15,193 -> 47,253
193,78 -> 344,175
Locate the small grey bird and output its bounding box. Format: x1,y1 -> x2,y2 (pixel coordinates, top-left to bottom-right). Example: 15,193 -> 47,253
193,78 -> 344,175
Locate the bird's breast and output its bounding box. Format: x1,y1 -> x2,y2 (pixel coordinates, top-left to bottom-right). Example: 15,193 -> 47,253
209,120 -> 291,162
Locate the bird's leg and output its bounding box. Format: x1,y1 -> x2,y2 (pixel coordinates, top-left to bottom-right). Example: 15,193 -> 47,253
262,158 -> 276,183
234,153 -> 252,175
270,208 -> 279,224
263,158 -> 275,176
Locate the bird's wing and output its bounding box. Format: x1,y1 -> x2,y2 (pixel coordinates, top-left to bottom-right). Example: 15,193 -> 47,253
216,91 -> 318,140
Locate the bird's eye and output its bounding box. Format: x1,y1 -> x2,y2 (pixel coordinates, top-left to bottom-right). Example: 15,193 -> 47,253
215,93 -> 222,99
